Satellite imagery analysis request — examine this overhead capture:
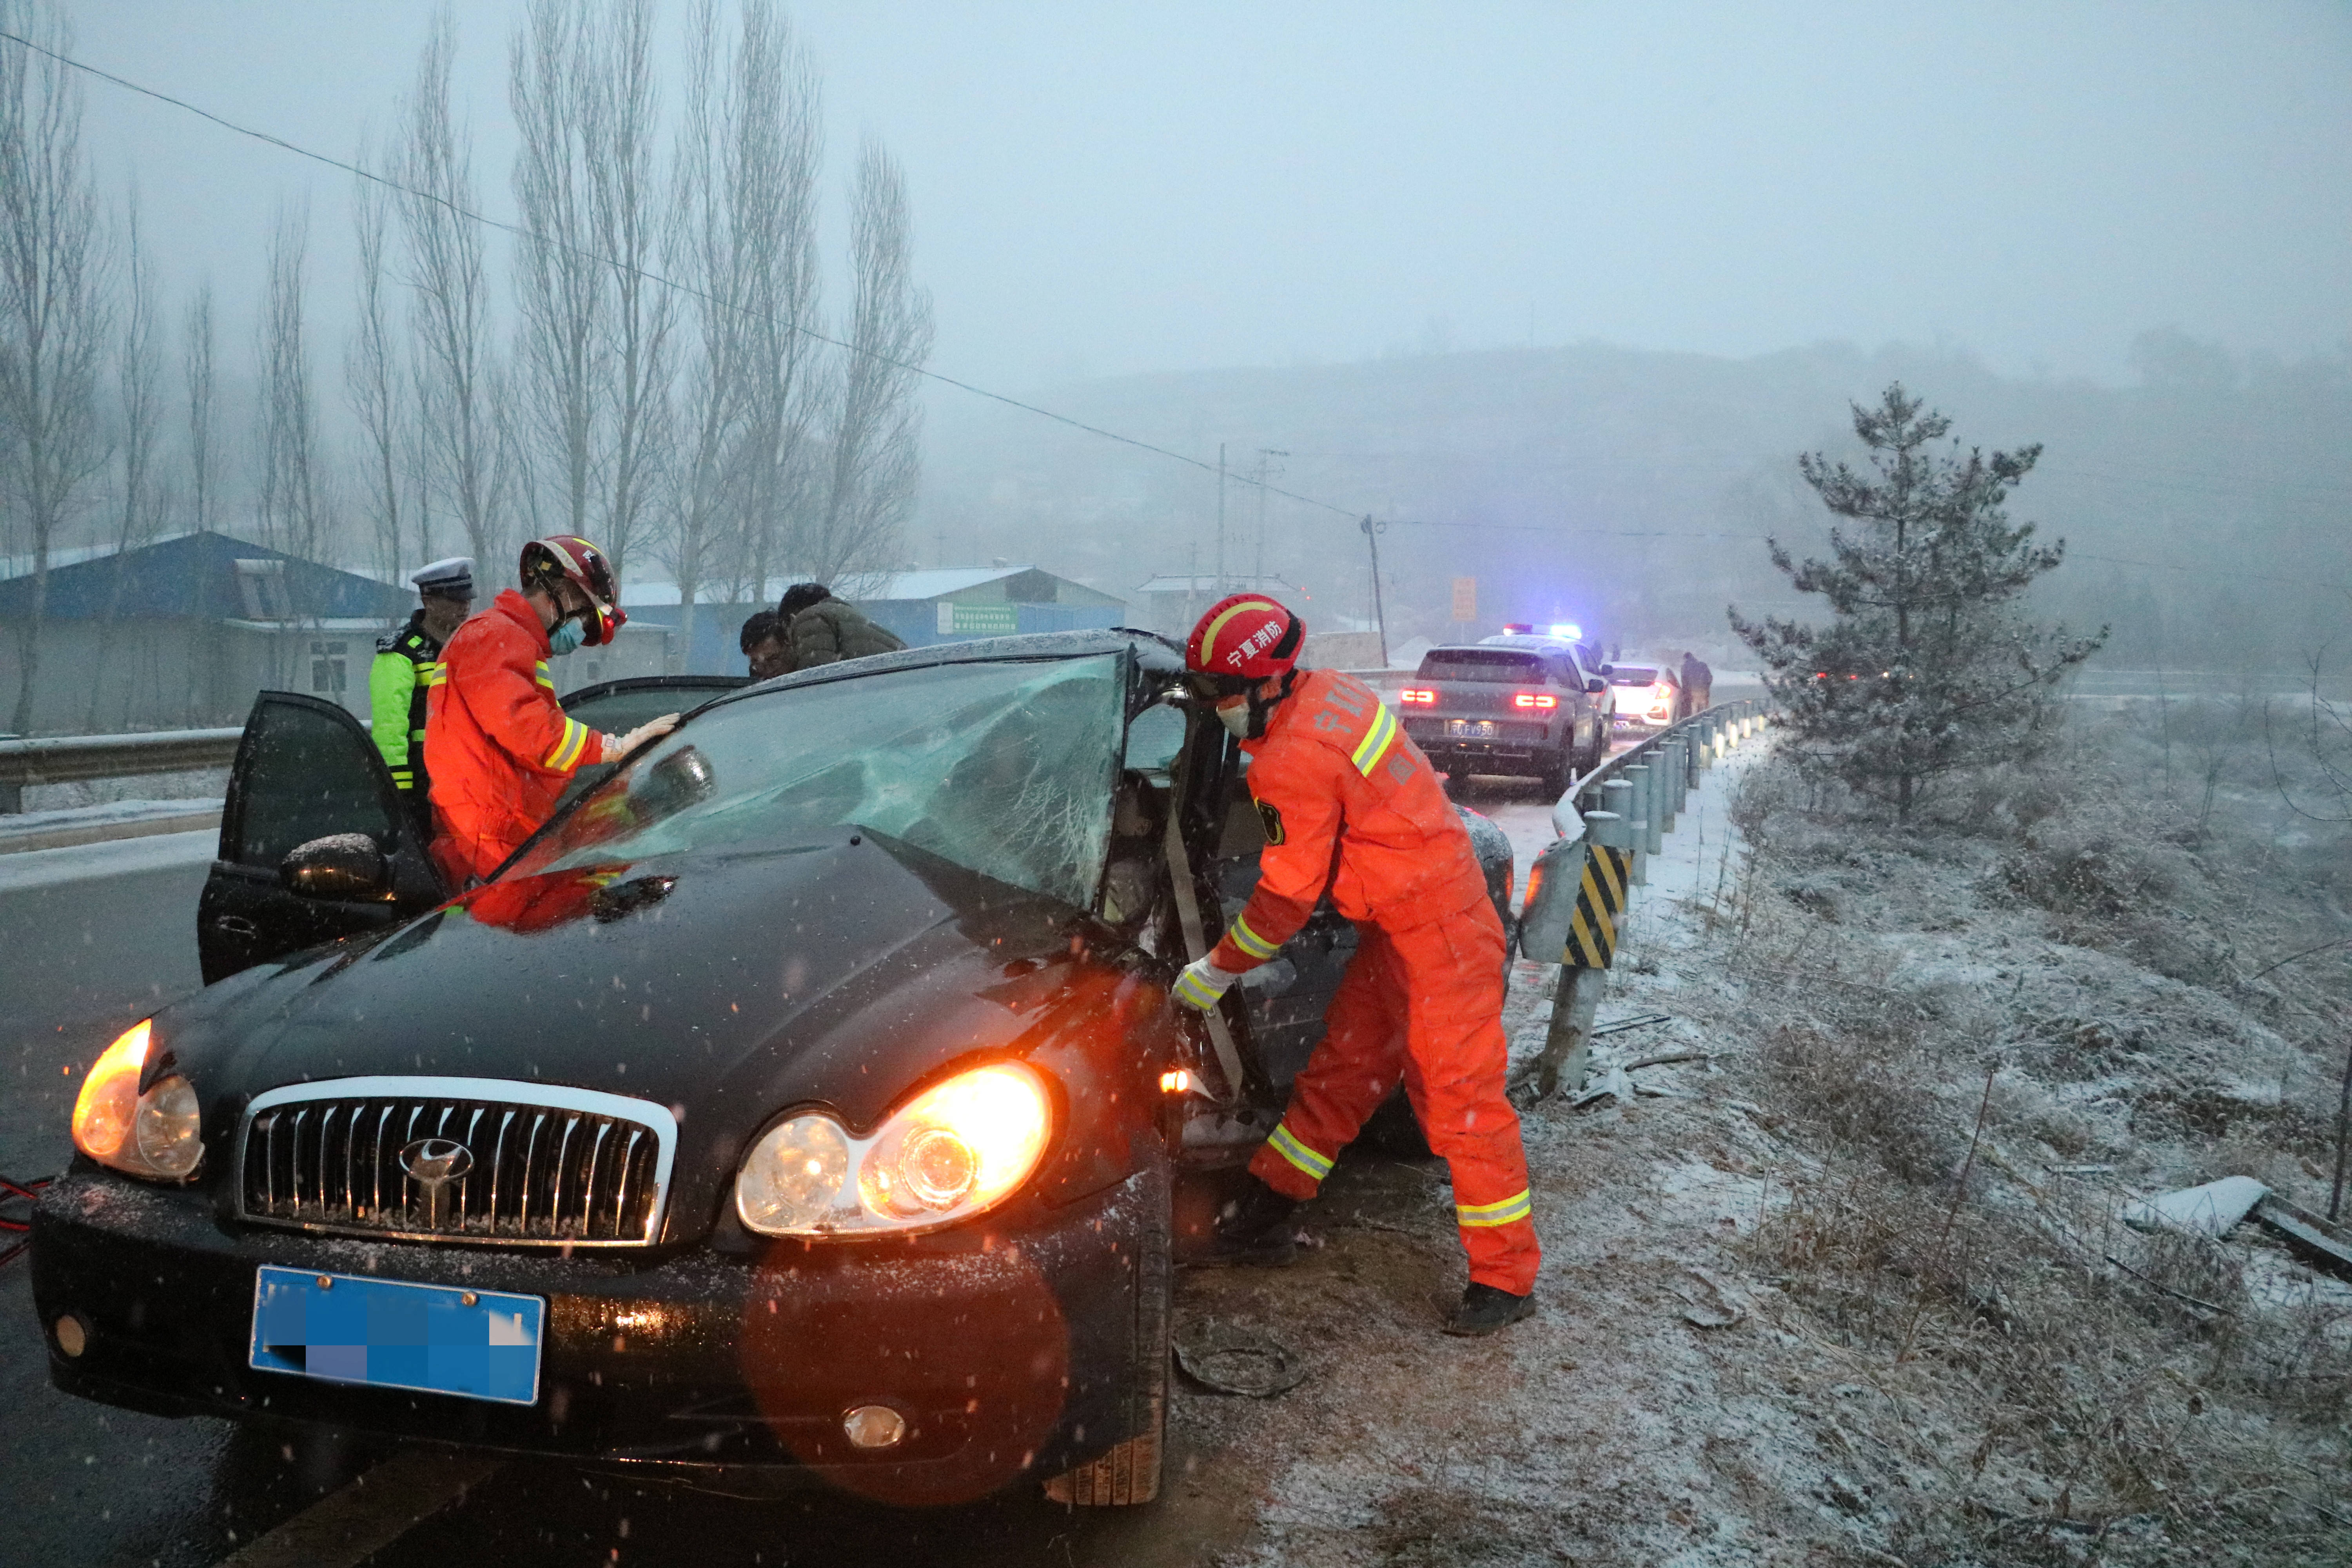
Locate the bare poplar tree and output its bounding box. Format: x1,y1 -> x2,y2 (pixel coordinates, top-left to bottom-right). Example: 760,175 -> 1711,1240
720,1 -> 823,606
666,0 -> 811,666
0,0 -> 112,735
588,0 -> 674,578
256,197 -> 329,648
86,181 -> 162,728
181,282 -> 214,535
509,0 -> 604,541
396,10 -> 500,566
809,136 -> 932,584
346,143 -> 408,582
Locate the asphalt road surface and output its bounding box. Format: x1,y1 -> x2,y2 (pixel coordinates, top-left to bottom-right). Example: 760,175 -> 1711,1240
0,766 -> 1586,1568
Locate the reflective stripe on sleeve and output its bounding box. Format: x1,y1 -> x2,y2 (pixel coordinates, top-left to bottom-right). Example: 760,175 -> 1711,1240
1350,701 -> 1399,775
1171,966 -> 1225,1010
1226,912 -> 1280,960
423,662 -> 447,686
534,660 -> 555,690
1455,1189 -> 1532,1227
1265,1123 -> 1334,1182
543,716 -> 592,771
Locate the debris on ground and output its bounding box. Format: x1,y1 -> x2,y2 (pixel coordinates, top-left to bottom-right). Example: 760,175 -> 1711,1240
2122,1174 -> 2270,1236
1171,1325 -> 1312,1397
1670,1267 -> 1744,1328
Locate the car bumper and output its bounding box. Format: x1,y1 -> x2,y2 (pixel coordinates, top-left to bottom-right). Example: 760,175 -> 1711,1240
1406,723 -> 1561,775
32,1163 -> 1152,1506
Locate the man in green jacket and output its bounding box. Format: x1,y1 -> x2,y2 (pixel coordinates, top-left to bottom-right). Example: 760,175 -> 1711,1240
370,557 -> 474,817
777,581 -> 907,671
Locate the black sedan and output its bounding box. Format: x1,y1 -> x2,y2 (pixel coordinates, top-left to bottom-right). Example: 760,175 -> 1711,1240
32,630 -> 1512,1510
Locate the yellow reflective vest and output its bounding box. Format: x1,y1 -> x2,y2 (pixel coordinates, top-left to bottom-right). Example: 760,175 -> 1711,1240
369,612 -> 446,793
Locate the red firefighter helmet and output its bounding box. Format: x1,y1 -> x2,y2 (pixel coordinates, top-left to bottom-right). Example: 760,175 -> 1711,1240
519,534 -> 626,646
1185,593 -> 1305,693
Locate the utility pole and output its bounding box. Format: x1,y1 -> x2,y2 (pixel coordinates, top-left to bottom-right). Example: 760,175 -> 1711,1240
1214,443 -> 1227,594
1253,447 -> 1287,589
1360,515 -> 1390,668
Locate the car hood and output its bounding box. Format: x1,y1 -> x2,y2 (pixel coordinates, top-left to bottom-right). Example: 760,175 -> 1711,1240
156,832 -> 1159,1241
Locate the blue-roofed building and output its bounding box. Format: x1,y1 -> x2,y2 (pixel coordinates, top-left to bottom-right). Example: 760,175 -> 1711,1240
618,565 -> 1129,675
0,530 -> 414,732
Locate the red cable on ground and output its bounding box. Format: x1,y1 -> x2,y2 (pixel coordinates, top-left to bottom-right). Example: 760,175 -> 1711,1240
0,1174 -> 55,1269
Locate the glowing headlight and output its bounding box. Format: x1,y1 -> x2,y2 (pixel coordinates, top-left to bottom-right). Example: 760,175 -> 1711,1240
735,1062 -> 1052,1238
71,1020 -> 204,1181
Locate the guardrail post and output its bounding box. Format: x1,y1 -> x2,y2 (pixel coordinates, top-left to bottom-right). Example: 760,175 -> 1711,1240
1657,740 -> 1682,832
1645,754 -> 1668,855
1599,778 -> 1633,853
0,780 -> 18,814
1621,764 -> 1650,885
1531,808 -> 1633,1098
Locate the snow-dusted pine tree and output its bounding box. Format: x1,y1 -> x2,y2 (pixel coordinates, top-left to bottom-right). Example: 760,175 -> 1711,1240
1730,384 -> 2106,818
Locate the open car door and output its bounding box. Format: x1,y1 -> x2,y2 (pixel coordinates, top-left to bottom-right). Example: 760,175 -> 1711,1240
196,677 -> 747,983
196,692 -> 443,983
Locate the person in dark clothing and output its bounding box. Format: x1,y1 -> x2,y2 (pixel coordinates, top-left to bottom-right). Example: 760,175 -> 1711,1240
740,609 -> 788,681
1679,652 -> 1713,718
776,582 -> 907,671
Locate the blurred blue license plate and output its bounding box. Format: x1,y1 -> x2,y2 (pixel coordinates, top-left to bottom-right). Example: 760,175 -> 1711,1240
250,1266 -> 543,1406
1446,720 -> 1498,739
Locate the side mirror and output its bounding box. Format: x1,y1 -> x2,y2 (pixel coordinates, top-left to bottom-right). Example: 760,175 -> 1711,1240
280,833 -> 393,901
1585,677 -> 1606,694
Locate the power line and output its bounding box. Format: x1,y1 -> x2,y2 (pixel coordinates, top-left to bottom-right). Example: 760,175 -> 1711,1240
0,24 -> 1364,524
6,27 -> 2341,597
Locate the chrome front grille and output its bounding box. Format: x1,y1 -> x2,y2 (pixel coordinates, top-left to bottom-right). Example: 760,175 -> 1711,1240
236,1077 -> 675,1246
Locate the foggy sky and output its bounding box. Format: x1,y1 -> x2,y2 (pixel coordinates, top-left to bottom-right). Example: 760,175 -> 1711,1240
51,0 -> 2352,401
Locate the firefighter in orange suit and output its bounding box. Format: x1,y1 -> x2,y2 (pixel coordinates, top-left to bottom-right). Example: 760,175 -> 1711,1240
1172,593 -> 1540,1336
425,534 -> 677,887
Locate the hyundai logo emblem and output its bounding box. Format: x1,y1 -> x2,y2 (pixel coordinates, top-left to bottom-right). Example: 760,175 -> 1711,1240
398,1137 -> 475,1187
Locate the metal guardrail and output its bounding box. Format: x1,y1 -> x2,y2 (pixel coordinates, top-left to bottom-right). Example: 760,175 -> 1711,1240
0,728 -> 242,813
1520,697 -> 1775,961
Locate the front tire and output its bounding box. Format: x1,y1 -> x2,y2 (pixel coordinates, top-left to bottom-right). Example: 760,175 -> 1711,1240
1043,1156 -> 1169,1506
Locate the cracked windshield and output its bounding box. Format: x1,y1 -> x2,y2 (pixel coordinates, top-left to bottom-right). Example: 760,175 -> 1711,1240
515,656 -> 1124,909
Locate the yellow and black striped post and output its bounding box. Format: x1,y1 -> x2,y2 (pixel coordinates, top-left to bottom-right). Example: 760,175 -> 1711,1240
1562,840 -> 1631,970
1532,809 -> 1636,1097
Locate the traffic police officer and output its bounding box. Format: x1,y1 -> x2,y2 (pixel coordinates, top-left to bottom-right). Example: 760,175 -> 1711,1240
370,557 -> 474,813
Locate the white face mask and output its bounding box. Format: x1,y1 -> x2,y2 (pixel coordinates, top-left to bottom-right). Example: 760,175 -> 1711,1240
1216,701 -> 1252,739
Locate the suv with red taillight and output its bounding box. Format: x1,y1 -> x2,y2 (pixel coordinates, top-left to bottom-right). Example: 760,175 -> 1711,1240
1398,639 -> 1608,793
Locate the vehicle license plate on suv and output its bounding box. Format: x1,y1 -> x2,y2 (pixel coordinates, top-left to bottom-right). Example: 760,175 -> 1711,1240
249,1265 -> 544,1405
1446,719 -> 1499,739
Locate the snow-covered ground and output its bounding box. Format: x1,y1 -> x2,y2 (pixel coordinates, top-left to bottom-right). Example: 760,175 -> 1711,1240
0,824 -> 217,891
1172,742 -> 1808,1566
0,796 -> 223,855
1166,724 -> 2352,1566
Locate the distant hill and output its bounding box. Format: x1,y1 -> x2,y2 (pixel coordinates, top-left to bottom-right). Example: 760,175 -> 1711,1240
914,336 -> 2352,672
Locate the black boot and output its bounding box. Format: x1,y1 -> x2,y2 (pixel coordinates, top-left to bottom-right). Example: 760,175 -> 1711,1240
1199,1179 -> 1305,1266
1443,1282 -> 1535,1336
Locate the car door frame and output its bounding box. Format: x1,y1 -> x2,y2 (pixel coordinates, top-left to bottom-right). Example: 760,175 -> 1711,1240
198,690 -> 442,983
